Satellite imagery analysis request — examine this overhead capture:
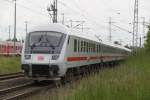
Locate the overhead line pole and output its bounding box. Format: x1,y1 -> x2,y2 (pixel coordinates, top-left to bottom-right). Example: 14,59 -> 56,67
13,0 -> 17,52
109,17 -> 112,42
62,13 -> 64,24
47,0 -> 58,23
8,25 -> 11,40
56,0 -> 58,23
138,17 -> 145,47
142,17 -> 145,35
133,0 -> 139,49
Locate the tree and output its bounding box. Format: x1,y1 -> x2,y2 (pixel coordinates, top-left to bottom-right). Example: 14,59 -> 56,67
144,26 -> 150,51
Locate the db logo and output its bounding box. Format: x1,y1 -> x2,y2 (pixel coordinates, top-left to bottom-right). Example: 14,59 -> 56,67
37,56 -> 44,61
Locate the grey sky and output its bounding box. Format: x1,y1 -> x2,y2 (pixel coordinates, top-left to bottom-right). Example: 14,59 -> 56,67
0,0 -> 150,46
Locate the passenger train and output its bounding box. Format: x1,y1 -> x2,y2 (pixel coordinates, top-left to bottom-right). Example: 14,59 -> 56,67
0,41 -> 22,56
21,23 -> 131,81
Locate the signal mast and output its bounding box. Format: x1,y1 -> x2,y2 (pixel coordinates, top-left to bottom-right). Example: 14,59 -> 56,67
47,0 -> 58,23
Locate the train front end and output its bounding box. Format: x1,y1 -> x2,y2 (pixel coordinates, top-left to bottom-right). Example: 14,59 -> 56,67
21,24 -> 67,80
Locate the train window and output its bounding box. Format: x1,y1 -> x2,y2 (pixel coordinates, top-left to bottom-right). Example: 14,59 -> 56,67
93,44 -> 95,53
90,43 -> 92,52
97,45 -> 99,53
98,45 -> 100,53
88,43 -> 89,52
86,42 -> 87,52
91,43 -> 93,52
84,42 -> 86,52
74,39 -> 77,52
95,45 -> 97,52
67,36 -> 70,44
104,46 -> 106,53
78,40 -> 80,52
88,43 -> 90,52
83,41 -> 85,52
81,41 -> 83,52
99,45 -> 101,53
87,42 -> 88,52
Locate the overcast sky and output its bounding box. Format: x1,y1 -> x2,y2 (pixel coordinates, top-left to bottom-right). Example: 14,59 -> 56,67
0,0 -> 150,46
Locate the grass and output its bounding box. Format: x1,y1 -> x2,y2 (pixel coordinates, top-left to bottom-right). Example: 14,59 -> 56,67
25,50 -> 150,100
0,56 -> 21,75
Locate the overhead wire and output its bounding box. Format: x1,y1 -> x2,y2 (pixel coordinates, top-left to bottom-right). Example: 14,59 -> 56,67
59,0 -> 107,30
2,0 -> 49,18
112,24 -> 133,35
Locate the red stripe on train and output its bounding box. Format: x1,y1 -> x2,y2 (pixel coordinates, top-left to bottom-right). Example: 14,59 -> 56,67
67,57 -> 87,62
67,56 -> 125,62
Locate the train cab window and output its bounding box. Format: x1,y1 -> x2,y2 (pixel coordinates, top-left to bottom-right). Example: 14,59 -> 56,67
74,39 -> 77,52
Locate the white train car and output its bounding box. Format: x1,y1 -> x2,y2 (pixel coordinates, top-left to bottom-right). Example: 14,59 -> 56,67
21,23 -> 130,81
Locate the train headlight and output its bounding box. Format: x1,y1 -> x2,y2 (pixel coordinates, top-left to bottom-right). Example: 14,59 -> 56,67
52,55 -> 59,60
24,55 -> 31,60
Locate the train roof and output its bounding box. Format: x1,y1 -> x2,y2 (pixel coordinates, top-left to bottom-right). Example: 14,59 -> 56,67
69,30 -> 131,52
29,23 -> 131,52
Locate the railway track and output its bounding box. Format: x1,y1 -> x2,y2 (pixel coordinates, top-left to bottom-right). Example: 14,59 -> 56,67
0,64 -> 117,100
0,81 -> 54,100
0,72 -> 56,100
0,72 -> 24,81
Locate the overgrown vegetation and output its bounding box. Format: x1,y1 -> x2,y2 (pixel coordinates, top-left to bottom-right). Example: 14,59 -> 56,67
0,57 -> 21,75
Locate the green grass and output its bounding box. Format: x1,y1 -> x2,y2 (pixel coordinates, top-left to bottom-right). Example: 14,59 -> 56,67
25,50 -> 150,100
0,56 -> 21,75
